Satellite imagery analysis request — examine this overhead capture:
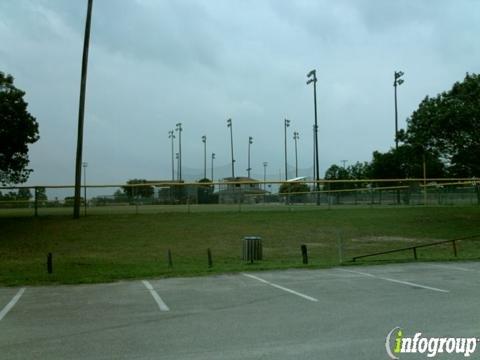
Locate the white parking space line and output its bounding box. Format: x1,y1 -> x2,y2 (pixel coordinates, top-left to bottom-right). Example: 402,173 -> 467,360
242,273 -> 319,302
337,269 -> 449,293
0,288 -> 26,321
428,263 -> 476,272
142,280 -> 170,311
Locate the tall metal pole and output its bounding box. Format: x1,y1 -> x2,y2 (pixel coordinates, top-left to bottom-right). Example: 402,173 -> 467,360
227,119 -> 235,179
312,125 -> 316,186
393,71 -> 404,150
394,81 -> 398,150
176,123 -> 182,181
169,130 -> 175,181
307,69 -> 320,205
293,131 -> 299,178
83,162 -> 88,216
211,153 -> 215,181
393,71 -> 404,205
284,119 -> 290,180
176,152 -> 180,180
202,135 -> 207,179
247,136 -> 253,178
73,0 -> 93,219
263,162 -> 268,191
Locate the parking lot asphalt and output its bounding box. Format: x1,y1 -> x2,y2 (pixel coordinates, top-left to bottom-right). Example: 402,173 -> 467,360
1,261 -> 479,359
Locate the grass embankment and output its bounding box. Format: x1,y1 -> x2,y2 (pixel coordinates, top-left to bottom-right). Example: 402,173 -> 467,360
0,206 -> 479,286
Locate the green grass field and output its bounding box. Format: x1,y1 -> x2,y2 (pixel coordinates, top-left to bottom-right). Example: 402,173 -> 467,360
1,206 -> 479,286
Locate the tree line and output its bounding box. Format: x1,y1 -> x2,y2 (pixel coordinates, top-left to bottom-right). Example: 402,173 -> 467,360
325,73 -> 480,186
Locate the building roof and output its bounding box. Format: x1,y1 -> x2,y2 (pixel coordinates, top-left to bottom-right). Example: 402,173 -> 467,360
222,177 -> 259,182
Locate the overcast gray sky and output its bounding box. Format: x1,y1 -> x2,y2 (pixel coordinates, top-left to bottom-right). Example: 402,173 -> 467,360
1,0 -> 479,185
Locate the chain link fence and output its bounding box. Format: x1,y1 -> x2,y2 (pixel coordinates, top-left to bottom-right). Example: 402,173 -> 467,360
0,179 -> 479,217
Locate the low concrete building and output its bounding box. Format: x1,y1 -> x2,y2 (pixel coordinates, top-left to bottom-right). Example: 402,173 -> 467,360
218,177 -> 268,204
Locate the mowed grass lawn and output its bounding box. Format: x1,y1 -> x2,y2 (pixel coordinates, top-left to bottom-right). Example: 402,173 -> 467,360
1,206 -> 479,286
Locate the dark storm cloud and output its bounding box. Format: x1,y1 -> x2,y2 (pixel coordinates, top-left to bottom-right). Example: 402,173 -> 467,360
0,0 -> 479,186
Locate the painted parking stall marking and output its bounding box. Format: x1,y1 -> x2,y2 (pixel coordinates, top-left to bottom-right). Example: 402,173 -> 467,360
428,263 -> 476,272
142,280 -> 170,311
242,273 -> 319,302
0,288 -> 26,321
337,268 -> 449,293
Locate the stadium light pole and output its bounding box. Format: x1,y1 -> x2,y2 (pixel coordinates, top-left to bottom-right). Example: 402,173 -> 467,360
227,118 -> 235,179
312,125 -> 316,186
263,162 -> 268,191
341,160 -> 347,169
293,131 -> 299,178
202,135 -> 207,179
394,71 -> 404,150
176,123 -> 182,181
175,152 -> 180,180
307,69 -> 320,205
73,0 -> 93,219
168,130 -> 175,181
247,136 -> 253,178
83,162 -> 88,216
211,153 -> 215,181
284,119 -> 290,180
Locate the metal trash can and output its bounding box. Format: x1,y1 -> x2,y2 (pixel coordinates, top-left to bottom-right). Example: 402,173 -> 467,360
243,236 -> 262,262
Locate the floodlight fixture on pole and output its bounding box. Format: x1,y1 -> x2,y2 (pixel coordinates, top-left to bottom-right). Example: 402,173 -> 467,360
227,118 -> 235,179
284,118 -> 290,180
341,159 -> 347,169
293,131 -> 299,178
202,135 -> 207,179
247,136 -> 253,178
393,70 -> 405,150
176,123 -> 182,181
168,130 -> 175,181
211,152 -> 215,181
73,0 -> 93,219
82,162 -> 88,216
306,69 -> 320,205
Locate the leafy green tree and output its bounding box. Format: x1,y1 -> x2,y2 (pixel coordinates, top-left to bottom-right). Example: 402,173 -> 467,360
324,164 -> 350,190
17,188 -> 32,200
369,145 -> 445,184
279,181 -> 310,203
279,182 -> 310,194
402,73 -> 480,177
35,187 -> 48,201
113,189 -> 128,202
122,179 -> 154,199
0,72 -> 39,185
197,178 -> 214,204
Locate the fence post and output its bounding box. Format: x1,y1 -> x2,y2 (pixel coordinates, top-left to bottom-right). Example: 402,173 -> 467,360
452,240 -> 458,257
476,183 -> 480,205
413,247 -> 418,260
337,231 -> 344,264
167,249 -> 173,268
301,244 -> 308,264
34,187 -> 38,217
47,253 -> 53,274
207,248 -> 213,268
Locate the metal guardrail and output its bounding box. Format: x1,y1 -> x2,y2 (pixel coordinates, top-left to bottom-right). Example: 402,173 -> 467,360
351,234 -> 480,262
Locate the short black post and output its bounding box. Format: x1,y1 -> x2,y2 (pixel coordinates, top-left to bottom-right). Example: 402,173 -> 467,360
167,249 -> 173,268
452,240 -> 458,257
207,248 -> 213,268
301,244 -> 308,264
47,253 -> 53,274
413,247 -> 418,260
